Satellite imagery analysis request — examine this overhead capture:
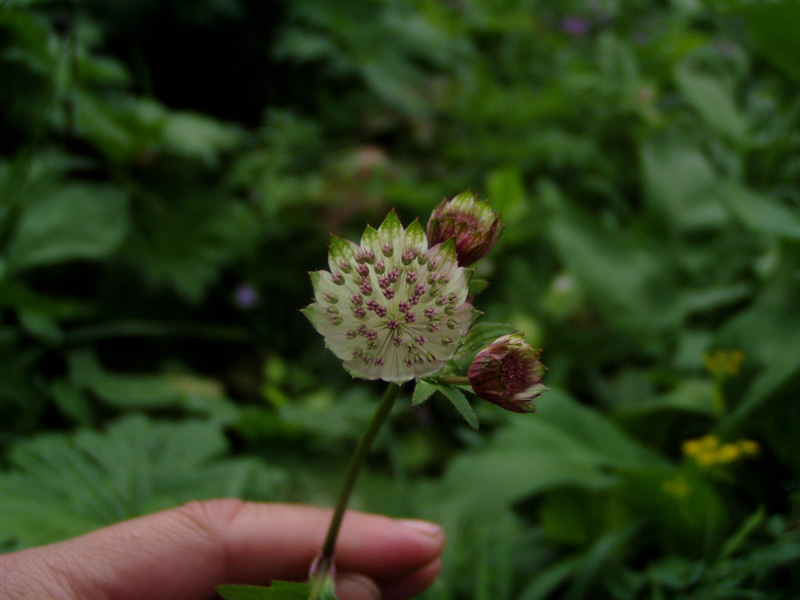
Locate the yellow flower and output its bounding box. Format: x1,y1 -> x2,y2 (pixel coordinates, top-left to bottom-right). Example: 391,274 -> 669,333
683,434 -> 719,457
681,434 -> 760,467
703,349 -> 744,377
681,438 -> 703,456
716,444 -> 742,464
736,439 -> 760,456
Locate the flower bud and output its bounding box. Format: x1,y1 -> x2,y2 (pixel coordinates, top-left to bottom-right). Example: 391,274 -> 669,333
427,191 -> 504,266
467,333 -> 548,413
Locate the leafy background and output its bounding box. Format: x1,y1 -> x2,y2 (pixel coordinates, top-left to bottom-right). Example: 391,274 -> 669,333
2,0 -> 799,598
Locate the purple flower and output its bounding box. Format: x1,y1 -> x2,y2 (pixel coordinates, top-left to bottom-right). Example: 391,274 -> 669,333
426,191 -> 503,267
562,17 -> 590,37
467,333 -> 549,413
234,284 -> 260,309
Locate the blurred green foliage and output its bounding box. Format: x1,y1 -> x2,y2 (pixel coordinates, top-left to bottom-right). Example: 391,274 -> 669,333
1,0 -> 799,598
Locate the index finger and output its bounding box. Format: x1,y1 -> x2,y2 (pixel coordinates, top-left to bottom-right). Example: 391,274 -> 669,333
0,499 -> 445,600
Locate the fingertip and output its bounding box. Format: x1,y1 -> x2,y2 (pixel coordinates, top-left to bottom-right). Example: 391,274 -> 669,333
334,513 -> 445,578
393,518 -> 446,561
336,573 -> 382,600
394,519 -> 444,540
382,558 -> 443,600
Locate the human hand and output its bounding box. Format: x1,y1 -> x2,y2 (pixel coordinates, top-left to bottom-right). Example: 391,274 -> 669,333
0,499 -> 445,600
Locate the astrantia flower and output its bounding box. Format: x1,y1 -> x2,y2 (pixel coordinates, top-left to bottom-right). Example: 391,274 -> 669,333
427,191 -> 504,267
303,210 -> 478,382
467,333 -> 548,413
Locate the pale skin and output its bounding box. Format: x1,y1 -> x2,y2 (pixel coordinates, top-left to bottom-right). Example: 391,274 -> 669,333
0,499 -> 445,600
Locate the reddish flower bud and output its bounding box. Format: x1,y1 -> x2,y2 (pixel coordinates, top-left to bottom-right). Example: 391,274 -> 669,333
467,333 -> 548,413
427,191 -> 504,266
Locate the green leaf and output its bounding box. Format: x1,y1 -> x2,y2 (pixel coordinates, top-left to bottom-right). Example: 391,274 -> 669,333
162,111 -> 244,167
437,384 -> 479,430
438,391 -> 668,518
467,277 -> 489,297
49,379 -> 94,425
454,321 -> 517,367
518,554 -> 584,600
486,164 -> 525,222
640,139 -> 728,231
0,415 -> 286,548
614,379 -> 716,418
218,580 -> 334,600
411,379 -> 437,406
68,350 -> 183,410
18,309 -> 61,343
717,251 -> 800,434
124,191 -> 259,302
741,0 -> 800,82
717,180 -> 800,240
646,556 -> 704,590
5,183 -> 129,272
0,281 -> 84,318
543,182 -> 682,346
719,506 -> 767,561
617,469 -> 727,555
563,525 -> 641,600
73,92 -> 156,163
675,64 -> 747,144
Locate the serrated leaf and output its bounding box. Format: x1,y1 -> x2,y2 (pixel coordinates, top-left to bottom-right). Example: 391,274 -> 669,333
412,379 -> 437,406
437,384 -> 479,430
0,415 -> 287,548
125,191 -> 259,303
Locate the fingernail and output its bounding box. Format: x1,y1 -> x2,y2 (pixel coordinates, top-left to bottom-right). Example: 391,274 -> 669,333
396,519 -> 443,538
336,573 -> 381,600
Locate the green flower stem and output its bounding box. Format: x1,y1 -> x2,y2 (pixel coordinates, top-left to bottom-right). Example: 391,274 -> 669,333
712,375 -> 726,418
309,383 -> 403,599
436,375 -> 470,386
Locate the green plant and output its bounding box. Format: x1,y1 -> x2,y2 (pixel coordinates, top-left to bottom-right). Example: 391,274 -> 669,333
2,1 -> 799,598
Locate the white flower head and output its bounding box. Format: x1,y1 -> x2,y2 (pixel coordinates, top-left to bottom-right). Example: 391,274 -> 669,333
303,210 -> 478,382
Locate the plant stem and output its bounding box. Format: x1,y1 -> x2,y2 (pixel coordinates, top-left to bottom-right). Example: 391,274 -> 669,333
711,375 -> 726,418
308,383 -> 402,598
436,375 -> 470,386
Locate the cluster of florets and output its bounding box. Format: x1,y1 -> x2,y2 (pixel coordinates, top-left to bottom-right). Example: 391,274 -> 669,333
303,210 -> 477,382
304,191 -> 549,412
